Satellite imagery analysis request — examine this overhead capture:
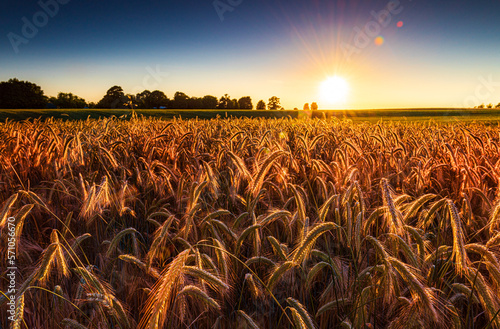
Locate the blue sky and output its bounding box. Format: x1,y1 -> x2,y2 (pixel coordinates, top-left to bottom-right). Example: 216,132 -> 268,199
1,0 -> 500,109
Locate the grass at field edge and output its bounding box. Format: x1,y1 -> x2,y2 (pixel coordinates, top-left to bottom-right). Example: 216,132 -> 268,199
1,108 -> 500,122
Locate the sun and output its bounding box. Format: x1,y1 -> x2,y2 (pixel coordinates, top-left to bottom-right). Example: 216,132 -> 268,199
319,76 -> 349,107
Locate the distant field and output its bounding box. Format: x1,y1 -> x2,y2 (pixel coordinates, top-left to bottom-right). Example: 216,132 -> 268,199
2,108 -> 500,122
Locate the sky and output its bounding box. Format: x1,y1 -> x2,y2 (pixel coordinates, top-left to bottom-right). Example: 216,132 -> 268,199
1,0 -> 500,109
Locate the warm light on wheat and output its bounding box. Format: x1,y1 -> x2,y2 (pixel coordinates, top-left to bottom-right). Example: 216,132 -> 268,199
1,116 -> 499,328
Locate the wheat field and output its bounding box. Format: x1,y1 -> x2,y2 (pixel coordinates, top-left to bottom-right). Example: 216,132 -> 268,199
1,115 -> 500,328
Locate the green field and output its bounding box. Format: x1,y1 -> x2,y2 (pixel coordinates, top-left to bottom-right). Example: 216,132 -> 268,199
2,108 -> 500,122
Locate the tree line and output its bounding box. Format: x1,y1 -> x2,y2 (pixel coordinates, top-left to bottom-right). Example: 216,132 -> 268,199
96,85 -> 262,110
475,103 -> 500,109
0,78 -> 294,110
3,78 -> 500,111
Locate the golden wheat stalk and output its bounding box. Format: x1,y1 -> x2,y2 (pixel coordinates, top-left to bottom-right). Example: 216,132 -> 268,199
447,199 -> 468,275
11,294 -> 24,329
237,310 -> 261,329
178,285 -> 221,310
244,273 -> 261,299
60,318 -> 88,329
0,193 -> 17,228
464,267 -> 500,327
290,307 -> 308,329
267,236 -> 288,261
388,257 -> 438,323
380,178 -> 404,235
287,297 -> 316,329
119,254 -> 160,278
489,200 -> 500,234
292,223 -> 336,264
34,230 -> 69,283
139,249 -> 190,329
267,261 -> 295,291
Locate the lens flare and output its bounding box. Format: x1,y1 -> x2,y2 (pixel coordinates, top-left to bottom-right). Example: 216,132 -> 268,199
374,36 -> 384,46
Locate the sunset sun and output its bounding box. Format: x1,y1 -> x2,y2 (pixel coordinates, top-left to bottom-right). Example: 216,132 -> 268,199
319,76 -> 349,108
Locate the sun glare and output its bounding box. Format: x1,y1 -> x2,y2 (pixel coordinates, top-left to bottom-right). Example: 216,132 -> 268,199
319,76 -> 349,108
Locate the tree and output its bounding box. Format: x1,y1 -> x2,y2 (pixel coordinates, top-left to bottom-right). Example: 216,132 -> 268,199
294,108 -> 299,111
217,94 -> 231,109
496,103 -> 500,109
135,90 -> 152,109
187,97 -> 203,109
311,102 -> 319,111
202,95 -> 218,109
268,96 -> 281,110
256,100 -> 266,110
238,96 -> 253,109
49,92 -> 86,108
96,86 -> 126,109
171,92 -> 189,109
0,78 -> 47,109
147,90 -> 169,108
231,99 -> 239,109
303,103 -> 310,111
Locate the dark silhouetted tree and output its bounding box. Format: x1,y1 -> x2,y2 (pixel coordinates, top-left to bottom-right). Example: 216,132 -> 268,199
202,95 -> 218,109
218,94 -> 231,109
231,98 -> 239,109
496,103 -> 500,108
311,102 -> 318,111
256,100 -> 266,110
49,92 -> 87,109
148,90 -> 169,108
294,107 -> 299,111
0,78 -> 47,109
136,90 -> 152,109
303,103 -> 310,111
268,96 -> 281,110
172,92 -> 189,109
188,97 -> 203,109
96,86 -> 127,108
238,96 -> 253,109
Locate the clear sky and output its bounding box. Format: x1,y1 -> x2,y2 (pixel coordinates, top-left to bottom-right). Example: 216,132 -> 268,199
1,0 -> 500,109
